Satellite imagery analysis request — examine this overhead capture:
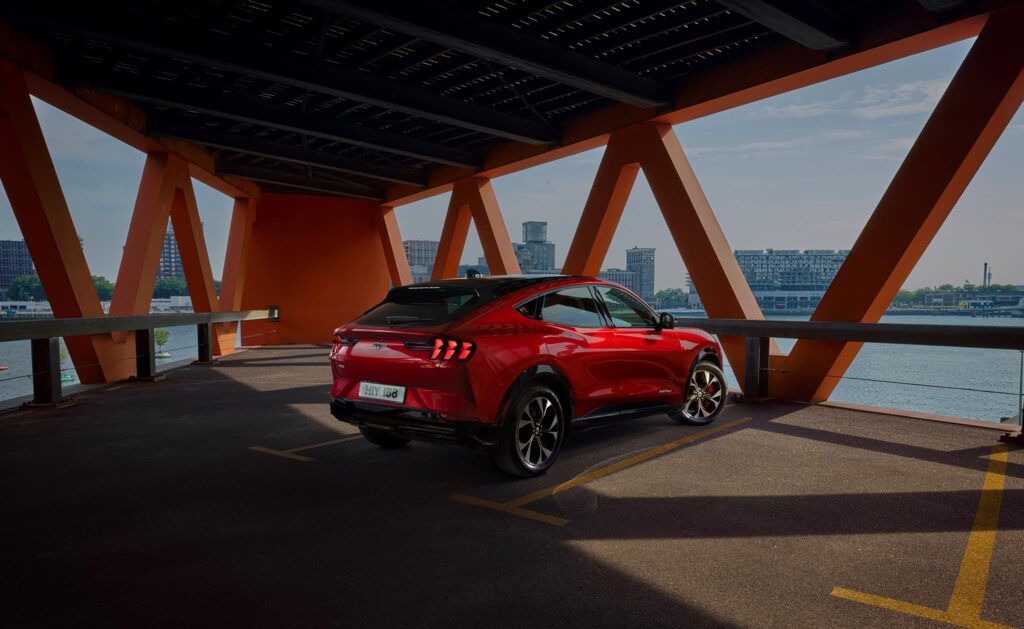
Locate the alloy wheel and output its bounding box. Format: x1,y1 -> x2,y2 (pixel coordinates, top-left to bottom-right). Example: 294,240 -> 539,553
515,396 -> 561,469
682,367 -> 723,420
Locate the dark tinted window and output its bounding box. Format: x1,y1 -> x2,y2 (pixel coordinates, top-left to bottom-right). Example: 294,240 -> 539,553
541,287 -> 603,328
595,286 -> 657,327
516,297 -> 542,319
358,286 -> 480,326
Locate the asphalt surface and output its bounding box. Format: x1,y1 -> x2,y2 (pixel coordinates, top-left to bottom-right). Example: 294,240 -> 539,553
2,345 -> 1021,628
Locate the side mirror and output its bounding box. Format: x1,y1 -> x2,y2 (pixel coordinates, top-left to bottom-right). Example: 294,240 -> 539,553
657,312 -> 675,331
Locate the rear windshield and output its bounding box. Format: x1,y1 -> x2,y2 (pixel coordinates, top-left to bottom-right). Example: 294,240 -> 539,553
358,286 -> 482,326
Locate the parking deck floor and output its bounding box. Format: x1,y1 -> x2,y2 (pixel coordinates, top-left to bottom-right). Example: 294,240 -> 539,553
2,346 -> 1022,628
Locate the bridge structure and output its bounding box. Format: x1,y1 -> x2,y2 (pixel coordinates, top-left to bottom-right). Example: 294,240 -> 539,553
2,3 -> 1024,628
0,0 -> 1021,403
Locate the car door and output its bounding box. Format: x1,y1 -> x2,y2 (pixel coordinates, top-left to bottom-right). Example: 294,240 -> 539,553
593,285 -> 686,407
535,285 -> 620,417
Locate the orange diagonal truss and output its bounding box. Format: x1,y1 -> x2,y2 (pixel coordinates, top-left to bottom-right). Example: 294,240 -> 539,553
775,5 -> 1024,401
0,58 -> 132,383
376,205 -> 413,287
432,178 -> 521,280
214,197 -> 255,355
563,122 -> 773,381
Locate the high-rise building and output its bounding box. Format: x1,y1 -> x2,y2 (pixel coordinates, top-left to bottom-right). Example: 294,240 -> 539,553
522,221 -> 547,244
158,226 -> 184,279
403,239 -> 439,283
515,221 -> 556,272
626,247 -> 655,301
733,248 -> 849,311
0,239 -> 36,291
598,268 -> 637,292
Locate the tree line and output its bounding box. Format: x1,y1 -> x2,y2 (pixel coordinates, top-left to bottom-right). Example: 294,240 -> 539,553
4,275 -> 219,301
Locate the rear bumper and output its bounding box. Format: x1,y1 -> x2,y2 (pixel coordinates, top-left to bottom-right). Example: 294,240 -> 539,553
330,399 -> 499,447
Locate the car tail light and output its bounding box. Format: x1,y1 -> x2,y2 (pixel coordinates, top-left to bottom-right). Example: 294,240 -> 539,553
332,334 -> 357,354
428,337 -> 474,362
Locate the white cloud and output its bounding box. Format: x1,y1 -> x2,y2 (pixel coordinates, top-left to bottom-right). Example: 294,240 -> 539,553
851,79 -> 949,119
754,79 -> 950,120
684,129 -> 868,159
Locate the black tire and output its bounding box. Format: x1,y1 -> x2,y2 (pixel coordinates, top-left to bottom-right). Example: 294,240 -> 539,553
671,360 -> 727,426
492,383 -> 566,478
359,426 -> 410,448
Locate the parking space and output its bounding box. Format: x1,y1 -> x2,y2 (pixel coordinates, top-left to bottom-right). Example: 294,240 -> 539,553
2,346 -> 1021,628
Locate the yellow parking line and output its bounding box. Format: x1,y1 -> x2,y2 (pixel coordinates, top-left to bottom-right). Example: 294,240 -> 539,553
249,434 -> 363,462
506,416 -> 752,509
831,444 -> 1014,629
249,446 -> 316,463
288,435 -> 362,453
451,494 -> 570,526
453,416 -> 753,525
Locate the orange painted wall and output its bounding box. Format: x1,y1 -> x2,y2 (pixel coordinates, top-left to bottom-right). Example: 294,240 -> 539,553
240,194 -> 391,345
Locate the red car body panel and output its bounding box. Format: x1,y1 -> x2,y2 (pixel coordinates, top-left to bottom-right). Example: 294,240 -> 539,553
329,277 -> 721,430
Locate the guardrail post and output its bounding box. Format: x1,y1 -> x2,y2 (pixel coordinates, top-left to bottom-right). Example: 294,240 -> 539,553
27,337 -> 65,407
194,322 -> 215,364
742,336 -> 769,400
131,329 -> 165,382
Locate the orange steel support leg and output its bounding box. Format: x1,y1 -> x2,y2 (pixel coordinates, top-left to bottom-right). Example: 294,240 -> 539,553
563,123 -> 769,381
214,197 -> 254,355
432,178 -> 521,280
777,6 -> 1024,402
169,175 -> 220,318
0,59 -> 130,383
377,205 -> 413,287
110,153 -> 180,320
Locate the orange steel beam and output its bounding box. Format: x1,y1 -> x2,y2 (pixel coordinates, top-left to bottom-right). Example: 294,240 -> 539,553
564,123 -> 772,381
169,170 -> 221,321
384,1 -> 1019,207
431,178 -> 521,279
376,206 -> 413,287
214,197 -> 254,355
0,58 -> 130,383
776,4 -> 1024,402
110,153 -> 179,321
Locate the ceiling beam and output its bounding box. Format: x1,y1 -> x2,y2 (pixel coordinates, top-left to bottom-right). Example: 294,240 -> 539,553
0,8 -> 556,144
302,0 -> 671,108
61,65 -> 481,169
714,0 -> 848,50
148,119 -> 427,188
215,164 -> 384,201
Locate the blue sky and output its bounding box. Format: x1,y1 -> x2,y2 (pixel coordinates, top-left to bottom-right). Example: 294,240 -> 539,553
1,38 -> 1021,291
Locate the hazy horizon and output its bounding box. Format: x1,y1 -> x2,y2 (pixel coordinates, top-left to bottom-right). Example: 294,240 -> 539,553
1,37 -> 1021,293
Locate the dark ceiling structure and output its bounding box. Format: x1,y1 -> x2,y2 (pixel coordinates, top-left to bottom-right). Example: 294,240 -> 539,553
0,0 -> 976,201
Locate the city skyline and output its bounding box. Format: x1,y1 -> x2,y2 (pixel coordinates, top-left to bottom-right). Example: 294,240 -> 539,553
0,39 -> 1021,291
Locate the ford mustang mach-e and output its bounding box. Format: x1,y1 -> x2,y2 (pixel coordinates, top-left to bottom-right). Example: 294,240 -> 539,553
329,276 -> 726,477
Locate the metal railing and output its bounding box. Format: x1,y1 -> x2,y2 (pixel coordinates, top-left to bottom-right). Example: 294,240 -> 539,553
673,318 -> 1024,434
0,308 -> 279,407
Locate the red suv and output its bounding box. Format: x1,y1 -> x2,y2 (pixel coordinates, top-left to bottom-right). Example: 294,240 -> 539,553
330,276 -> 726,477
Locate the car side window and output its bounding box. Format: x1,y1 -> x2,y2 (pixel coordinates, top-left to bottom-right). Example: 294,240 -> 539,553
516,297 -> 542,319
595,286 -> 657,328
540,287 -> 603,328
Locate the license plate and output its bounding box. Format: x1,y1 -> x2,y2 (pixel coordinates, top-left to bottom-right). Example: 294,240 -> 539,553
358,381 -> 406,403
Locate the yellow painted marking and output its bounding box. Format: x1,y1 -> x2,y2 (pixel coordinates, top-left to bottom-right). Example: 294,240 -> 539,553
506,416 -> 752,508
451,494 -> 569,526
947,445 -> 1008,622
453,416 -> 752,525
831,444 -> 1014,629
248,446 -> 315,463
287,435 -> 362,453
249,434 -> 363,462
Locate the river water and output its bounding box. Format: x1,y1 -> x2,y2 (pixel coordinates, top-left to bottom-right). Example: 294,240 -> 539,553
0,315 -> 1021,423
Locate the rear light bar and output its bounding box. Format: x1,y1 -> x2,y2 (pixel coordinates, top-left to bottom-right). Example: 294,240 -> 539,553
429,337 -> 474,362
332,334 -> 357,353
